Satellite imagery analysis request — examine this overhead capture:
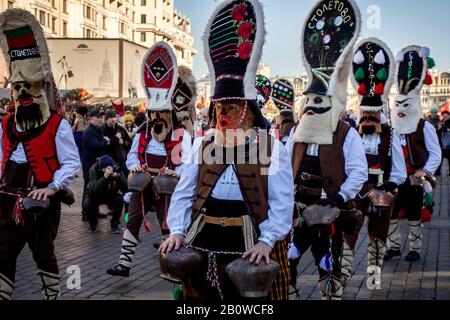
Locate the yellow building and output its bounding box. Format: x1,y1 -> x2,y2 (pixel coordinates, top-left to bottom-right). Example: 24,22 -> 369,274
0,0 -> 196,78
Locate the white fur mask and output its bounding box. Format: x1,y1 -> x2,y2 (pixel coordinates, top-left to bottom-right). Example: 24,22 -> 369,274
391,94 -> 421,135
294,93 -> 334,145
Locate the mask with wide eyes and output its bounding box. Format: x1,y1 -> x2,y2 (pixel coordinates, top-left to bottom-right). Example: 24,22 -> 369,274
303,94 -> 332,116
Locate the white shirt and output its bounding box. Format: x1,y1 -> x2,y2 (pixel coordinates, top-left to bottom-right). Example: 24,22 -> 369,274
0,119 -> 80,189
399,121 -> 442,175
286,127 -> 368,202
361,130 -> 407,186
167,137 -> 295,248
126,129 -> 192,177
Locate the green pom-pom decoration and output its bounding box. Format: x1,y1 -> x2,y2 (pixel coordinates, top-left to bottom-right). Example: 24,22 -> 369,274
354,68 -> 365,81
124,212 -> 129,224
424,193 -> 433,207
427,57 -> 436,69
376,68 -> 388,81
172,287 -> 183,301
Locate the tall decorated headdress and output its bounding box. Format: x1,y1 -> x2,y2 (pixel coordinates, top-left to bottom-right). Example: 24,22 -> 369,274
204,0 -> 267,128
272,79 -> 294,112
141,41 -> 178,112
255,74 -> 272,109
172,65 -> 197,118
351,38 -> 395,114
0,9 -> 61,130
172,65 -> 197,136
300,0 -> 361,132
392,45 -> 435,134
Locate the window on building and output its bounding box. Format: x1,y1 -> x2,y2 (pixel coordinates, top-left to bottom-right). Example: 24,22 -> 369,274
63,0 -> 68,13
141,14 -> 146,23
86,6 -> 91,19
52,17 -> 56,33
47,13 -> 51,26
52,0 -> 56,8
141,0 -> 146,5
86,29 -> 91,38
39,10 -> 45,25
141,32 -> 146,42
102,16 -> 107,30
63,21 -> 67,36
8,1 -> 14,8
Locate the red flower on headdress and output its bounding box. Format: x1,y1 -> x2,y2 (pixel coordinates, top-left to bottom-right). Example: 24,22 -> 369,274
237,22 -> 253,39
237,42 -> 253,60
232,4 -> 247,22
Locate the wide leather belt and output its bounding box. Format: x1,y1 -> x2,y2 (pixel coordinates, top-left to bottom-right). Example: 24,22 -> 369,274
202,215 -> 245,227
299,172 -> 322,183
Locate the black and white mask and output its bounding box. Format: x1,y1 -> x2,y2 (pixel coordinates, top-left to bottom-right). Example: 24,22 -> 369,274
294,93 -> 334,145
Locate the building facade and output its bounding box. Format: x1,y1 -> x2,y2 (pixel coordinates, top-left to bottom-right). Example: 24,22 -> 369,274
0,0 -> 196,84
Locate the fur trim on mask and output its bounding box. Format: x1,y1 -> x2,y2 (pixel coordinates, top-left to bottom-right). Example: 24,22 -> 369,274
294,94 -> 334,145
395,50 -> 405,62
395,45 -> 428,96
141,41 -> 178,112
300,0 -> 361,133
391,45 -> 428,134
419,47 -> 430,58
392,94 -> 422,135
203,0 -> 266,100
351,38 -> 396,113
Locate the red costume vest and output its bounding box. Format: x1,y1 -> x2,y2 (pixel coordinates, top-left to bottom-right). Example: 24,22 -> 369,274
137,126 -> 184,169
1,114 -> 62,186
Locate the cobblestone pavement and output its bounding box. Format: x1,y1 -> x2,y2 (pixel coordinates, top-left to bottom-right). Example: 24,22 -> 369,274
11,166 -> 450,300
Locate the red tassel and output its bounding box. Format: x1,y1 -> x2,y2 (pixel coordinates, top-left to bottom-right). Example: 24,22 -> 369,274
424,72 -> 433,85
374,83 -> 385,95
330,224 -> 335,238
421,207 -> 432,223
357,83 -> 367,96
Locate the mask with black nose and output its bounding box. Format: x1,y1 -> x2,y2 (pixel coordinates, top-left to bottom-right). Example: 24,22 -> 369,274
294,93 -> 334,145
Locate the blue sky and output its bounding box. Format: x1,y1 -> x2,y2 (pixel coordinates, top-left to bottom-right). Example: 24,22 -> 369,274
174,0 -> 450,78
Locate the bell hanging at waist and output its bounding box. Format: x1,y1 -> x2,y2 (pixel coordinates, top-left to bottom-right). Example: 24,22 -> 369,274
3,161 -> 32,189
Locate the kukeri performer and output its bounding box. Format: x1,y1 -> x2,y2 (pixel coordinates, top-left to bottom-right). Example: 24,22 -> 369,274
107,42 -> 192,277
272,79 -> 297,144
285,0 -> 367,300
385,46 -> 441,262
0,9 -> 80,300
159,0 -> 294,301
340,38 -> 407,287
255,74 -> 272,110
172,66 -> 197,138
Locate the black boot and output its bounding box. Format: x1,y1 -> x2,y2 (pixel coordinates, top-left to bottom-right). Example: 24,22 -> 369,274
107,265 -> 130,277
404,251 -> 421,262
384,249 -> 401,261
